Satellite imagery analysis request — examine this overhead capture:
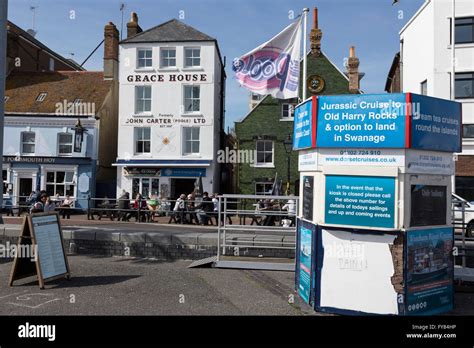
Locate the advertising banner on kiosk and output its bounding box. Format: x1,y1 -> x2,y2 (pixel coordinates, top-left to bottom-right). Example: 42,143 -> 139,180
405,227 -> 454,315
295,219 -> 317,306
292,93 -> 462,153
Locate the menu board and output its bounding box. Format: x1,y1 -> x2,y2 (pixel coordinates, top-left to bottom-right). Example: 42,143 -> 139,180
410,185 -> 447,227
302,176 -> 314,221
31,214 -> 68,279
9,213 -> 70,289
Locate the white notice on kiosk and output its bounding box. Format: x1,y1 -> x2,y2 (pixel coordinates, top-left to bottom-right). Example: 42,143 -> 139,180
32,215 -> 67,279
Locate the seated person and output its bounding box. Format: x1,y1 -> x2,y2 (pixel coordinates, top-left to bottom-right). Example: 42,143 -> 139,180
60,195 -> 74,219
132,193 -> 149,222
196,192 -> 214,225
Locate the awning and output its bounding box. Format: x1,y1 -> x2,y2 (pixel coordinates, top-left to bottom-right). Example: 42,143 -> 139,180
112,159 -> 212,167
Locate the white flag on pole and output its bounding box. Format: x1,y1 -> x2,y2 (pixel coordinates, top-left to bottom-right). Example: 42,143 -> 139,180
232,16 -> 302,99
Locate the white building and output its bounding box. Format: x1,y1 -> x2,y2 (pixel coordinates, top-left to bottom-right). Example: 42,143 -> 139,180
115,14 -> 225,199
400,0 -> 474,199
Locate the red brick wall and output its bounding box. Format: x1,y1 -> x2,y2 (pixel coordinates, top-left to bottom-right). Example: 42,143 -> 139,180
456,155 -> 474,176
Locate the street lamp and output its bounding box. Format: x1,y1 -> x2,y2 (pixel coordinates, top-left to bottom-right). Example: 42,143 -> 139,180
72,118 -> 88,153
283,134 -> 293,195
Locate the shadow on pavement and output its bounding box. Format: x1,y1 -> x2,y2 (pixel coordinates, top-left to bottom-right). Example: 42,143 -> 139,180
20,275 -> 141,288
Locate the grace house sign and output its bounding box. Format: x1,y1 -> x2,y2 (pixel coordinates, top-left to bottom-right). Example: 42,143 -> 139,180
123,73 -> 212,84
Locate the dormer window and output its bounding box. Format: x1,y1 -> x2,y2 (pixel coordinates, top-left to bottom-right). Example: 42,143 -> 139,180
73,98 -> 83,104
36,92 -> 48,102
4,96 -> 9,103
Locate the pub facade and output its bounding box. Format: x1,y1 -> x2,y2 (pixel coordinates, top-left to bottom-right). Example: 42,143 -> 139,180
115,14 -> 225,199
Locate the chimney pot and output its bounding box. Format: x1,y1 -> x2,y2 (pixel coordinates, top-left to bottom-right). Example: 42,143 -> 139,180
349,46 -> 355,58
313,7 -> 318,29
127,11 -> 142,38
310,7 -> 322,57
347,46 -> 360,93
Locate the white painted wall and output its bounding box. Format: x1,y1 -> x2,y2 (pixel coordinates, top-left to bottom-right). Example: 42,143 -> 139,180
400,0 -> 474,154
319,229 -> 399,315
116,40 -> 223,196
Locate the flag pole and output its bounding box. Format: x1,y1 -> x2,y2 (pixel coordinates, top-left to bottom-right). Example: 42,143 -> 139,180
451,0 -> 456,194
302,8 -> 309,101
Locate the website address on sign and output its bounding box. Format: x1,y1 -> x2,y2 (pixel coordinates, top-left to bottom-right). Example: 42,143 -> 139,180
323,156 -> 398,164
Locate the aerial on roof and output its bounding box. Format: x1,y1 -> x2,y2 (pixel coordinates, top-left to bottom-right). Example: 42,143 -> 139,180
121,18 -> 216,43
5,71 -> 112,115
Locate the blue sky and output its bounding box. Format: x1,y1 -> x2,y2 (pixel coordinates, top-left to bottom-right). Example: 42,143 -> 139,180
8,0 -> 425,129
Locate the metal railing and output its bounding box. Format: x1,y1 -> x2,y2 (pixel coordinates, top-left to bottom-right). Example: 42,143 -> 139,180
451,196 -> 474,269
86,197 -> 220,224
217,194 -> 299,261
1,195 -> 78,216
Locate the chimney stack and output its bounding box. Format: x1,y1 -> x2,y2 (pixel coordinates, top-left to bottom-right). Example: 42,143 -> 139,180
347,46 -> 360,93
309,7 -> 322,57
104,22 -> 119,80
127,12 -> 142,38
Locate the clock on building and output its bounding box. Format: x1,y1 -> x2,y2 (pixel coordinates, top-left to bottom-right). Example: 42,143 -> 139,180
307,74 -> 325,94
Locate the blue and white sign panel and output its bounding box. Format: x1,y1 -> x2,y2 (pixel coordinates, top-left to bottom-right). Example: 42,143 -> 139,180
410,94 -> 462,153
325,175 -> 396,229
316,94 -> 407,148
293,97 -> 314,150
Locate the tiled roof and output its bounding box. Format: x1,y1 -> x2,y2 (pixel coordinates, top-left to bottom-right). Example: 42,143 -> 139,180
5,71 -> 112,115
121,19 -> 215,43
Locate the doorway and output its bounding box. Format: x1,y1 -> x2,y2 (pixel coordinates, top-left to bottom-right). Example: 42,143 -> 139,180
171,179 -> 196,199
18,178 -> 33,204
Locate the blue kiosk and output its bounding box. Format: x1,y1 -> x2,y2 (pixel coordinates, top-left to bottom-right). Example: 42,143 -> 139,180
293,93 -> 461,315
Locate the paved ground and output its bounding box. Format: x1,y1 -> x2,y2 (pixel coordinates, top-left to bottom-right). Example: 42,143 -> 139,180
1,255 -> 474,315
0,255 -> 315,315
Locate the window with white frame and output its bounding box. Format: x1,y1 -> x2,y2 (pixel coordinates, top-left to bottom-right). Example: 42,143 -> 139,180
58,133 -> 73,155
184,48 -> 201,67
255,140 -> 273,166
137,48 -> 153,68
183,127 -> 200,155
281,103 -> 296,119
455,72 -> 474,99
21,132 -> 35,155
134,127 -> 151,154
183,86 -> 200,113
160,48 -> 176,68
255,182 -> 273,195
46,171 -> 75,197
135,86 -> 152,114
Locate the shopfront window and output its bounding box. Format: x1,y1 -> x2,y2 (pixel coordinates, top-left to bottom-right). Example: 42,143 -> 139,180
132,178 -> 159,199
3,170 -> 8,195
46,171 -> 75,197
